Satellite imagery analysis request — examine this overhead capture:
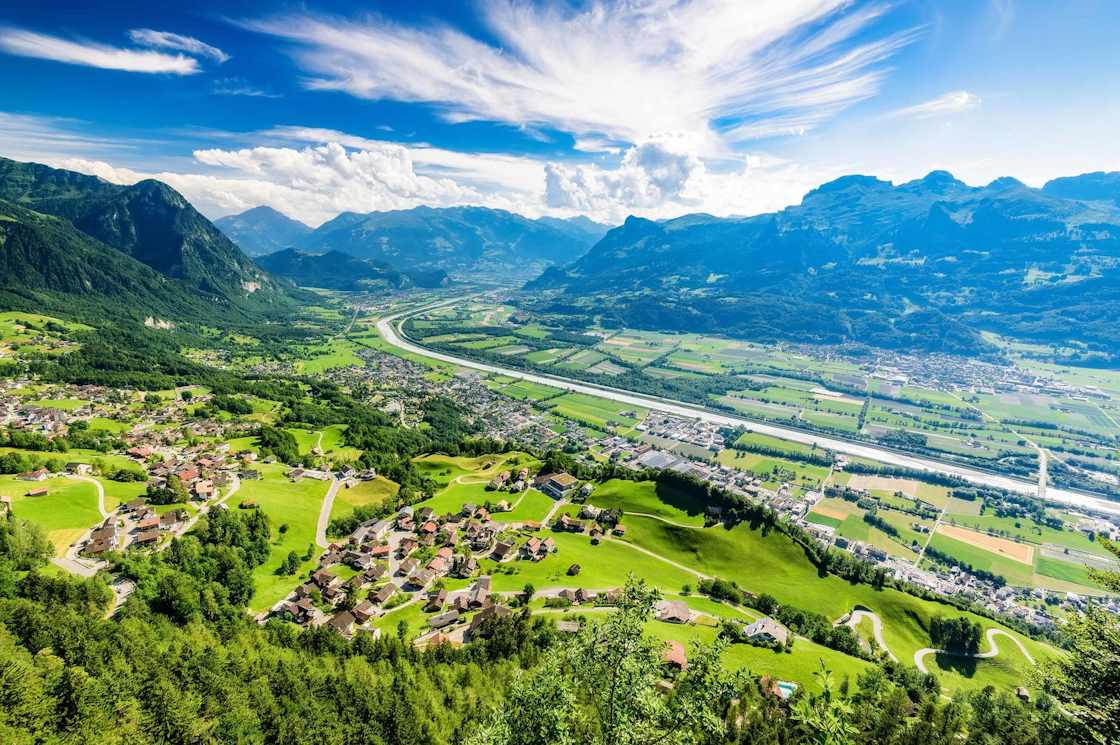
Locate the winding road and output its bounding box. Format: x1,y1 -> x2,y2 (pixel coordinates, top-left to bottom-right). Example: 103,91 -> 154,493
838,609 -> 897,661
913,628 -> 1037,674
375,305 -> 1120,518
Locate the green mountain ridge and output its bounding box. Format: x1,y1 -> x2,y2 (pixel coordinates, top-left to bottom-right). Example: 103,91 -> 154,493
528,170 -> 1120,357
255,248 -> 449,291
295,205 -> 610,279
0,157 -> 293,311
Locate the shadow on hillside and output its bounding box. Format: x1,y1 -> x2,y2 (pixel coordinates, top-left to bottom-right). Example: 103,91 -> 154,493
934,652 -> 979,678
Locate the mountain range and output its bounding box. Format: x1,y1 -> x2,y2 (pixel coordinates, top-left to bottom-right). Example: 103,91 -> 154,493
218,204 -> 610,280
0,157 -> 299,324
528,170 -> 1120,357
255,248 -> 448,292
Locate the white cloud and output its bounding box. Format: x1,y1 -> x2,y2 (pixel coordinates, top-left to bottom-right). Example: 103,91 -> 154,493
128,28 -> 230,63
884,90 -> 982,119
245,1 -> 916,151
212,77 -> 280,98
0,27 -> 199,74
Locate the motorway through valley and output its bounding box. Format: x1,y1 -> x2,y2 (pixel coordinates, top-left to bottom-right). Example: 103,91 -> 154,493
375,304 -> 1120,518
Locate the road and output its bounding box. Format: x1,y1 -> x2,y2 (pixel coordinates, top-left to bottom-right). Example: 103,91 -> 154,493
316,479 -> 342,548
838,610 -> 897,661
75,475 -> 109,520
913,628 -> 1036,674
377,306 -> 1120,518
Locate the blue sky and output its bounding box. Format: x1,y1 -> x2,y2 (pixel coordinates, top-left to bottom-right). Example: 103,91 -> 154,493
0,0 -> 1117,225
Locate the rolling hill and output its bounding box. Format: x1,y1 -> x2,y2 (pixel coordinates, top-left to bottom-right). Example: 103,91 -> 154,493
528,170 -> 1120,357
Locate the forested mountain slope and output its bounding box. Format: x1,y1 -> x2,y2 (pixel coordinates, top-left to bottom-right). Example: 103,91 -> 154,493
529,171 -> 1120,356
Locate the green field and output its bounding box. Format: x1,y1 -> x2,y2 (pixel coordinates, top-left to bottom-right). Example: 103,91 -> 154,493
1,475 -> 101,553
546,393 -> 647,430
234,463 -> 331,612
329,476 -> 400,524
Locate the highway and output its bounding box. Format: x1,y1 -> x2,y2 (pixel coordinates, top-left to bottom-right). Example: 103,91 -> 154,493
376,306 -> 1120,518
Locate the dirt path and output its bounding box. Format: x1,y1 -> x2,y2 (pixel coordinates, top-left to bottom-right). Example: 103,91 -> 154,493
623,511 -> 703,530
316,478 -> 342,548
540,498 -> 567,525
605,535 -> 711,581
913,628 -> 1036,674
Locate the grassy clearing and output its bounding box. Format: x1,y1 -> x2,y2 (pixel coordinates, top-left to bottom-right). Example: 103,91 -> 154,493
1,475 -> 101,553
235,463 -> 331,613
588,479 -> 707,527
329,476 -> 400,524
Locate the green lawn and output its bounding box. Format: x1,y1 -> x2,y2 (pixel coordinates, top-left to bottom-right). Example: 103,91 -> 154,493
329,476 -> 399,524
501,489 -> 557,523
545,393 -> 647,430
588,479 -> 707,527
1,475 -> 101,553
235,463 -> 331,613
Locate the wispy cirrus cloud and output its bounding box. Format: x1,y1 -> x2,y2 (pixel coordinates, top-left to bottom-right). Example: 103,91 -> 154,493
0,27 -> 199,74
244,1 -> 918,150
884,90 -> 982,119
212,77 -> 279,98
128,28 -> 230,63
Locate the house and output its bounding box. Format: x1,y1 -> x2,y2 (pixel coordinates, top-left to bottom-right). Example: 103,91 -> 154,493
656,601 -> 691,624
406,569 -> 433,589
452,554 -> 478,578
399,557 -> 419,577
373,583 -> 397,605
491,540 -> 514,561
417,507 -> 435,523
311,569 -> 340,590
67,462 -> 93,476
467,604 -> 511,640
558,588 -> 579,604
352,600 -> 377,624
398,538 -> 418,557
452,594 -> 470,613
136,515 -> 160,531
280,598 -> 318,624
17,468 -> 49,482
124,498 -> 146,513
426,556 -> 447,574
159,511 -> 183,530
557,515 -> 586,533
541,472 -> 579,499
743,618 -> 789,645
347,550 -> 377,571
425,588 -> 447,612
663,640 -> 688,672
133,530 -> 160,546
429,609 -> 460,630
362,564 -> 387,583
468,576 -> 492,608
328,610 -> 356,637
371,544 -> 392,559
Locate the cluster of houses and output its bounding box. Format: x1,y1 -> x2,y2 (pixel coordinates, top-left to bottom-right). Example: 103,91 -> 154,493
81,497 -> 186,555
487,466 -> 530,492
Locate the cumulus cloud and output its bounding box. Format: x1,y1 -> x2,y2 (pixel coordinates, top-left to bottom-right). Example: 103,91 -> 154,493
128,29 -> 230,63
885,90 -> 982,119
0,27 -> 199,74
545,136 -> 708,216
244,1 -> 917,150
